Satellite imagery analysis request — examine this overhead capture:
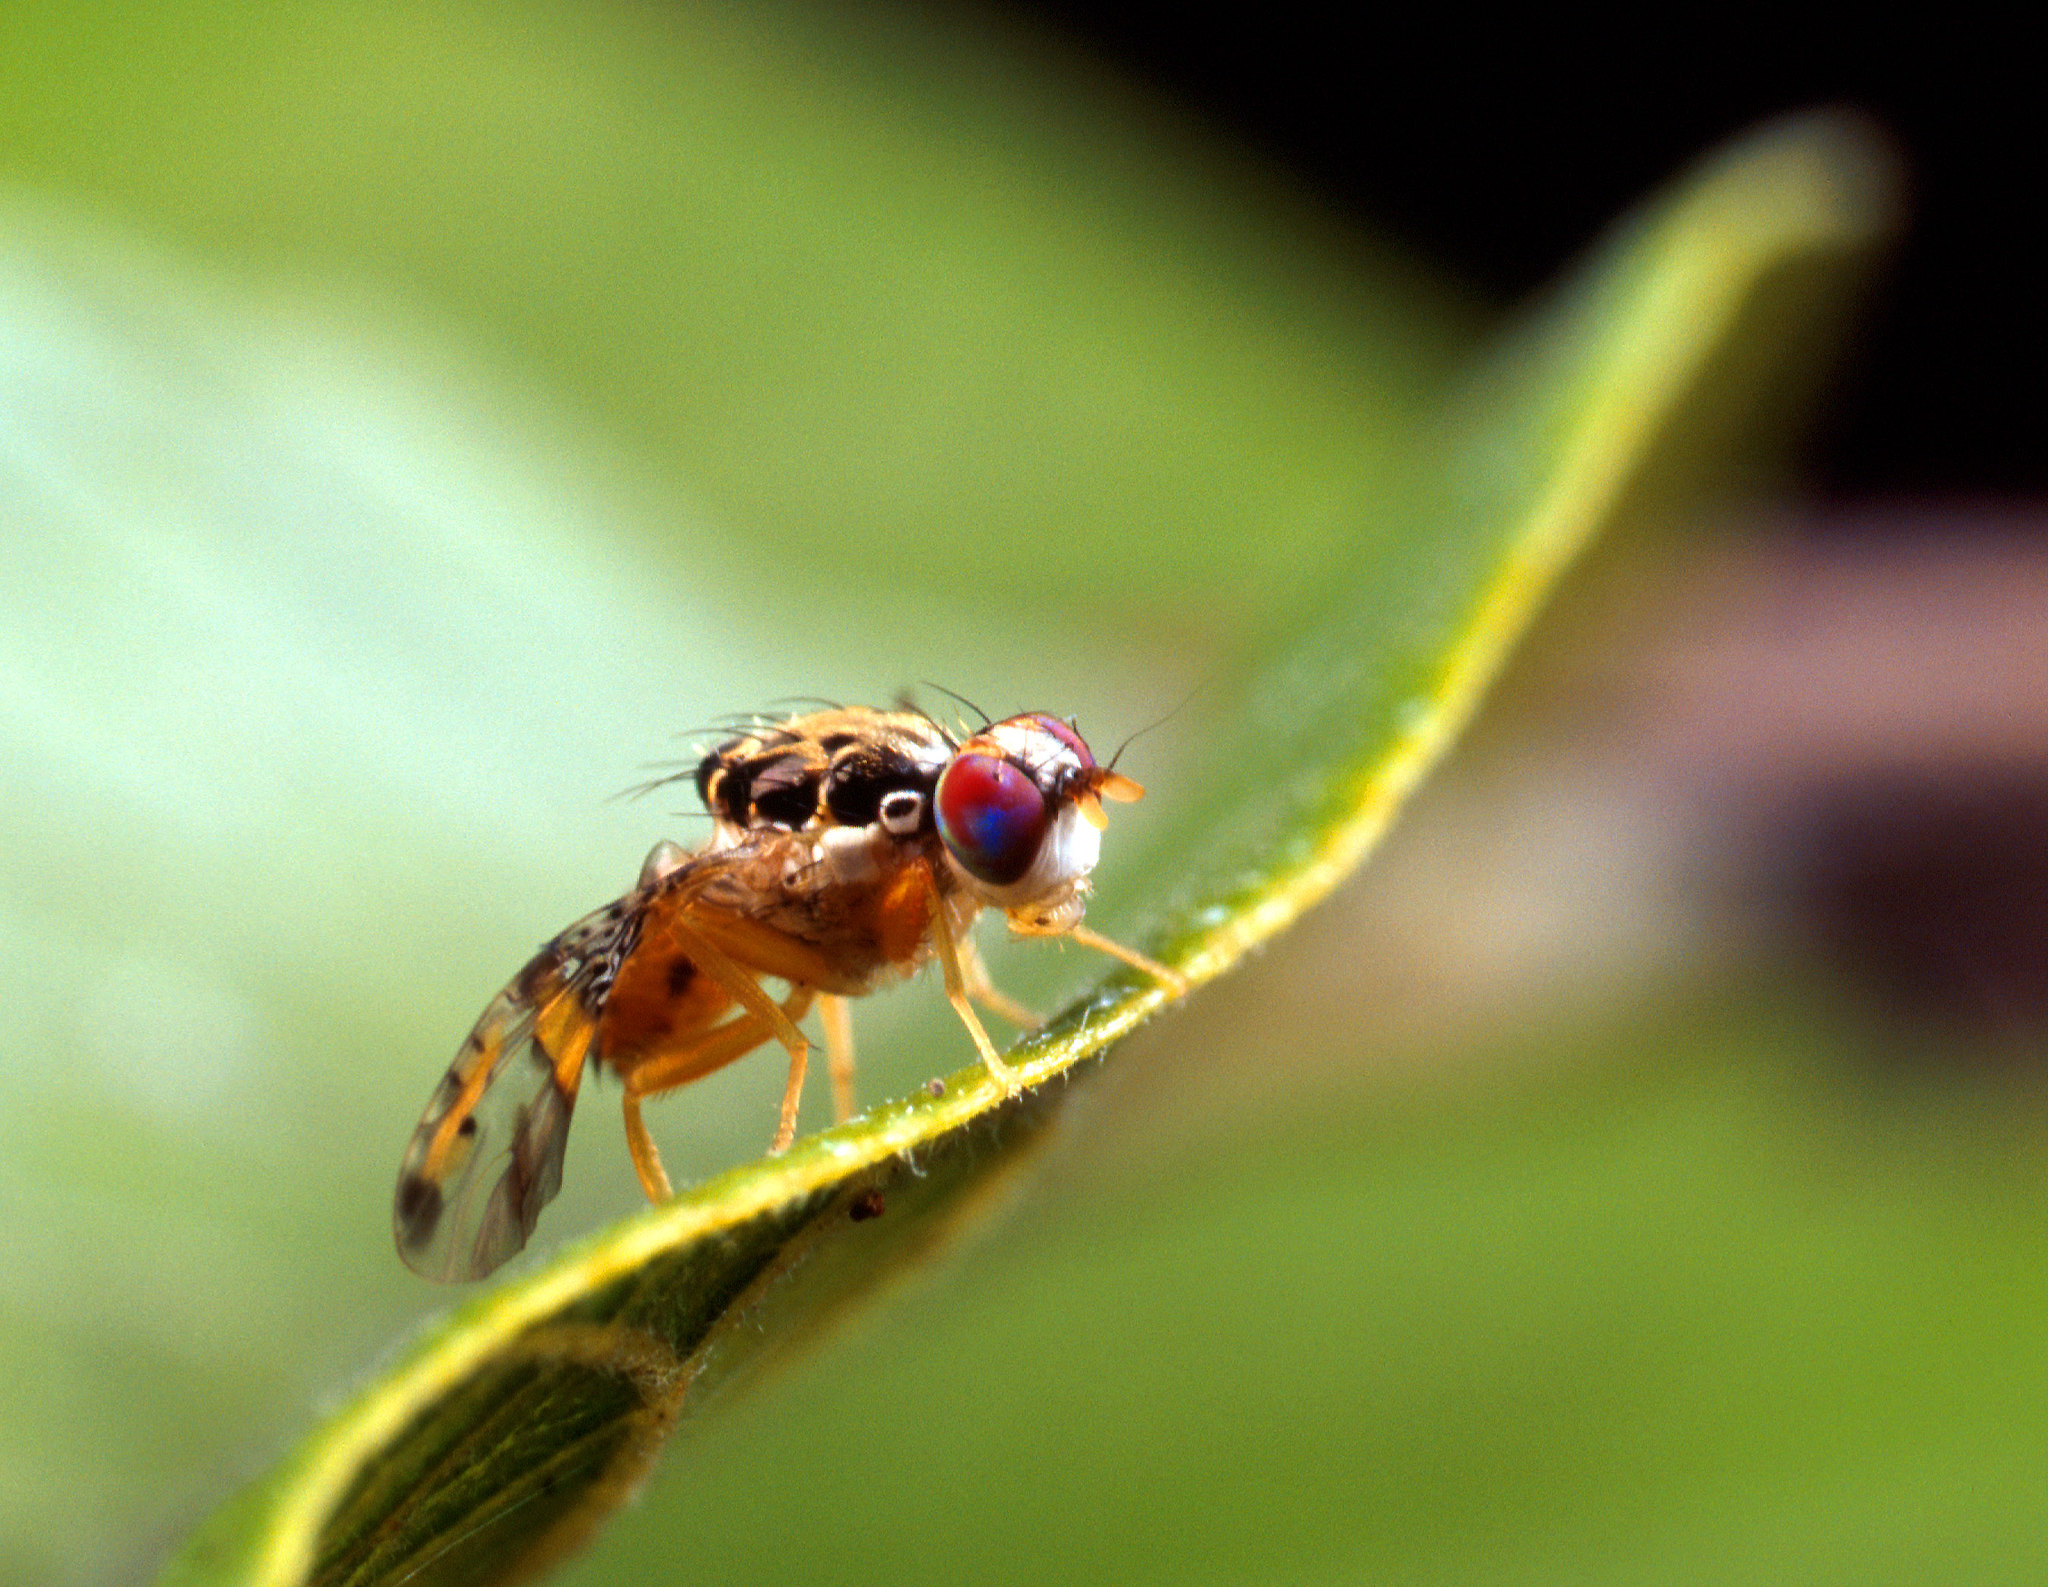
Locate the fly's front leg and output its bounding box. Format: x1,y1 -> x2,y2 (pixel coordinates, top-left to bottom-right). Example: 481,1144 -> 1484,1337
954,930 -> 1042,1029
1032,913 -> 1196,999
929,903 -> 1019,1091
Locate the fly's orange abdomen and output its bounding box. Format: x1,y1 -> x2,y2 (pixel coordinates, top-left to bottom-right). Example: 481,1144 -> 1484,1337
597,901 -> 735,1062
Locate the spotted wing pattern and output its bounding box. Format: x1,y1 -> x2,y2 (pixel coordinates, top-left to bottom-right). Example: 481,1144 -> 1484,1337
392,895 -> 638,1281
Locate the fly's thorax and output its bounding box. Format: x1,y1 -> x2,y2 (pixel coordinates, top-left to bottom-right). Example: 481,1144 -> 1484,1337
694,709 -> 953,836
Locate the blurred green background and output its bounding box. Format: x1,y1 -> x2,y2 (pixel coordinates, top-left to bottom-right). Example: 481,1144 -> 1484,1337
6,5 -> 2047,1586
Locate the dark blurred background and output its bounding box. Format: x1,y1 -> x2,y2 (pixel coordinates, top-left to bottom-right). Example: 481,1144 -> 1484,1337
984,6 -> 2048,1066
1003,6 -> 2042,498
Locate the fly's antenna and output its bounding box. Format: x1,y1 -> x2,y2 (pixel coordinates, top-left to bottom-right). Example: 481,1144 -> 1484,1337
917,681 -> 993,731
1106,682 -> 1204,771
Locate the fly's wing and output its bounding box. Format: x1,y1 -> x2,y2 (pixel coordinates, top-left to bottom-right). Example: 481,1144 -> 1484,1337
393,895 -> 637,1281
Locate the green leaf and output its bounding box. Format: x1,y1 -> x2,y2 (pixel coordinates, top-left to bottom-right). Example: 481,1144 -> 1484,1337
159,115 -> 1892,1587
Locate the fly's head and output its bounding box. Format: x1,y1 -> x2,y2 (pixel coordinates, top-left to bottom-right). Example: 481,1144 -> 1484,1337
934,714 -> 1144,932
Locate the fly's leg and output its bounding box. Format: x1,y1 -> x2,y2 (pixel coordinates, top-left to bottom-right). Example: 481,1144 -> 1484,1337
662,913 -> 819,1152
930,904 -> 1018,1091
955,931 -> 1042,1029
820,993 -> 856,1123
1059,922 -> 1189,997
620,985 -> 817,1198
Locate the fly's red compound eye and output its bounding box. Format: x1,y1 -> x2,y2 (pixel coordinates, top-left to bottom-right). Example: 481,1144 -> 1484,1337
936,751 -> 1049,886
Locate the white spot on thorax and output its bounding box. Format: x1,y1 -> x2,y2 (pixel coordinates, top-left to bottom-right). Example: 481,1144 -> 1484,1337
818,824 -> 886,885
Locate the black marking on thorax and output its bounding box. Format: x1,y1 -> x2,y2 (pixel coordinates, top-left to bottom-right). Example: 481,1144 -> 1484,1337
697,716 -> 951,834
746,751 -> 822,827
824,741 -> 938,829
696,728 -> 831,829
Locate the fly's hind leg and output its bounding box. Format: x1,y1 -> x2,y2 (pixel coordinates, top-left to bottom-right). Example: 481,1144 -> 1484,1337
620,985 -> 816,1200
662,913 -> 822,1154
